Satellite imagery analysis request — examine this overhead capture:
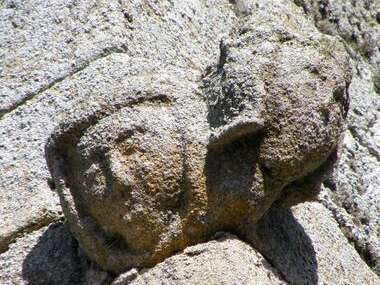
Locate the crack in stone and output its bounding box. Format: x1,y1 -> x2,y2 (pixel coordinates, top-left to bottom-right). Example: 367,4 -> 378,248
348,126 -> 380,161
0,46 -> 129,120
319,187 -> 379,275
292,1 -> 379,273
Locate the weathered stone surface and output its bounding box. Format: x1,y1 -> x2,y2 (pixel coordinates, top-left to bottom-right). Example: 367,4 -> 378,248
294,0 -> 379,88
112,234 -> 286,285
0,223 -> 83,285
0,228 -> 286,285
0,0 -> 237,115
0,54 -> 155,254
0,0 -> 378,283
247,202 -> 379,284
2,203 -> 377,285
46,0 -> 351,273
0,0 -> 235,255
321,61 -> 380,273
0,0 -> 126,114
294,0 -> 380,274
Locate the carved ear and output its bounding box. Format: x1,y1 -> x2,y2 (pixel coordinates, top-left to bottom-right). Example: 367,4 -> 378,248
208,117 -> 265,149
203,39 -> 266,150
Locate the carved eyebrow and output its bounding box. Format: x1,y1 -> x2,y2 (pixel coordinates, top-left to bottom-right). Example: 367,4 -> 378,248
46,91 -> 173,168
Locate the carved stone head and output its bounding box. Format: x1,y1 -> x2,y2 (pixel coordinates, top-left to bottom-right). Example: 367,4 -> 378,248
46,4 -> 351,274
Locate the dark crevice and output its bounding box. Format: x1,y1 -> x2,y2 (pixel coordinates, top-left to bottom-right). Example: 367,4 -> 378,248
217,40 -> 228,74
333,83 -> 350,118
242,207 -> 319,284
103,232 -> 129,252
254,251 -> 292,284
177,131 -> 192,215
235,230 -> 292,284
47,177 -> 56,191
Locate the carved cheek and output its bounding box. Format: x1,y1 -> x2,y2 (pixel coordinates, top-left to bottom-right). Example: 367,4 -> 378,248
113,128 -> 184,206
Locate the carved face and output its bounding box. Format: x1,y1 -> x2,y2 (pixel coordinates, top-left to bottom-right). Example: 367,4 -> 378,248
74,107 -> 184,253
46,12 -> 351,274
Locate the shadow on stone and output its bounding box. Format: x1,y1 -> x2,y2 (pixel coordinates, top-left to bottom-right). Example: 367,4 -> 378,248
246,206 -> 319,285
21,210 -> 318,284
21,223 -> 85,285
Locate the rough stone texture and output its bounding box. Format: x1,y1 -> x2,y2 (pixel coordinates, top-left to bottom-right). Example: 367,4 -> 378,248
113,234 -> 286,285
247,202 -> 379,285
0,0 -> 236,114
0,0 -> 130,114
320,62 -> 380,273
0,223 -> 83,285
46,0 -> 351,273
2,204 -> 378,285
293,0 -> 380,274
0,228 -> 286,285
0,0 -> 379,284
0,0 -> 236,255
294,0 -> 379,88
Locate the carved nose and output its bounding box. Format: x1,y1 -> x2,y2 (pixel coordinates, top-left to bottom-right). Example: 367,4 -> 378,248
106,150 -> 134,197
